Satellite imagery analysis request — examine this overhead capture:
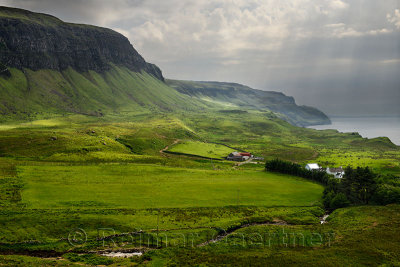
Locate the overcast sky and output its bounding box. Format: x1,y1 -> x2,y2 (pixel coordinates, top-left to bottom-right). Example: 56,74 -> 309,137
1,0 -> 399,116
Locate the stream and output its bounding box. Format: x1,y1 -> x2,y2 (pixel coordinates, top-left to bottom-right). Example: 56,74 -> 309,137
101,251 -> 143,258
320,214 -> 330,224
198,220 -> 288,247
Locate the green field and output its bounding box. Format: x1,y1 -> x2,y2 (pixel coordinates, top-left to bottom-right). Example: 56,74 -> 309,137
167,140 -> 236,159
20,165 -> 322,209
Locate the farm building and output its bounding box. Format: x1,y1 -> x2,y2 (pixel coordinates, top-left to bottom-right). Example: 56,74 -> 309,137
305,163 -> 345,178
305,163 -> 321,171
227,152 -> 253,161
326,167 -> 345,178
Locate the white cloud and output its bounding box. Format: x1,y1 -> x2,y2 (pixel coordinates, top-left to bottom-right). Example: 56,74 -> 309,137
325,23 -> 346,28
379,58 -> 400,64
329,0 -> 349,10
99,0 -> 396,64
367,28 -> 392,35
326,24 -> 393,38
387,9 -> 400,29
111,0 -> 357,60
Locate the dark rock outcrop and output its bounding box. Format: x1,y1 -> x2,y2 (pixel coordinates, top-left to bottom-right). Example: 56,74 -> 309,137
0,6 -> 163,80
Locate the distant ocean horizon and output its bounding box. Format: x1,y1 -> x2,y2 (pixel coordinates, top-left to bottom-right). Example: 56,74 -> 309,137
307,116 -> 400,146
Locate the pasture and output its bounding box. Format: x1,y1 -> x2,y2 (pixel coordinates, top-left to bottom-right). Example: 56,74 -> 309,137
167,140 -> 236,159
19,164 -> 323,209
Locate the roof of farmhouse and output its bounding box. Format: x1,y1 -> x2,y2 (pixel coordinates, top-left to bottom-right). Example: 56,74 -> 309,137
328,167 -> 344,172
306,163 -> 320,169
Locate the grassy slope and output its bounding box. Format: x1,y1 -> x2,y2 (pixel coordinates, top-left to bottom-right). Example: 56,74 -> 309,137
178,111 -> 400,175
0,6 -> 64,26
0,66 -> 211,121
0,109 -> 398,171
156,204 -> 400,266
166,79 -> 331,126
1,111 -> 398,174
1,204 -> 398,266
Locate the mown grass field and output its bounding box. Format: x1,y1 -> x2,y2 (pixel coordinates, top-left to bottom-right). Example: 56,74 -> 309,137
167,140 -> 236,159
19,165 -> 323,209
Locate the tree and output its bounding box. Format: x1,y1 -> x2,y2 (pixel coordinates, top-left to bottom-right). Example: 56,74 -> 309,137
330,193 -> 350,209
341,166 -> 377,204
322,191 -> 334,208
372,184 -> 400,205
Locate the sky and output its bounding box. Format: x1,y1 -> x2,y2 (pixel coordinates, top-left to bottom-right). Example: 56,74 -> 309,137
1,0 -> 399,116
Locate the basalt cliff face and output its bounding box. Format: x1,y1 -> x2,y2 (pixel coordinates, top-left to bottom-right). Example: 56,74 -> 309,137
0,7 -> 200,119
0,6 -> 163,80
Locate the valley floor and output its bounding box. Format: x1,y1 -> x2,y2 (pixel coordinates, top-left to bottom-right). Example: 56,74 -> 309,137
0,111 -> 399,266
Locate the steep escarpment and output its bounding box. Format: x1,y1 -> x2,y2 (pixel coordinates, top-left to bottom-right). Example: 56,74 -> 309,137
0,6 -> 163,80
0,6 -> 198,120
167,80 -> 331,126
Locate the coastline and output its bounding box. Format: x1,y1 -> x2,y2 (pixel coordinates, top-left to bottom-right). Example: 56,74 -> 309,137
307,116 -> 400,146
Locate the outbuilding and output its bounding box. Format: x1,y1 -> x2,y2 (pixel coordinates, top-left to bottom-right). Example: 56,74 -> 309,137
305,163 -> 320,171
227,152 -> 253,161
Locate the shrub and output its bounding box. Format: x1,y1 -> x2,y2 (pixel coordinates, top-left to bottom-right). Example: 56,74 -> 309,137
329,193 -> 350,210
372,184 -> 400,205
322,191 -> 334,208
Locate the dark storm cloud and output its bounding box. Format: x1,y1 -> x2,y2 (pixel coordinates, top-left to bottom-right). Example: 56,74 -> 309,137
1,0 -> 399,116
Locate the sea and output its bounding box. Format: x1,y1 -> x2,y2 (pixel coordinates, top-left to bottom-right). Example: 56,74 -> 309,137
307,117 -> 400,146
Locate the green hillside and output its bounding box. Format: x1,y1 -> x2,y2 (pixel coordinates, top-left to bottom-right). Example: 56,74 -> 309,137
0,6 -> 63,25
0,66 -> 212,121
167,79 -> 331,126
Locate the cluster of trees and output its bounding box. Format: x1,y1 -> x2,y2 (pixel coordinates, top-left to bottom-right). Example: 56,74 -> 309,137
323,167 -> 377,210
265,159 -> 400,210
324,167 -> 400,209
372,175 -> 400,205
265,159 -> 330,184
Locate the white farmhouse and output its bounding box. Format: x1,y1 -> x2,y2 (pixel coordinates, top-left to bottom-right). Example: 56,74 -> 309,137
305,163 -> 320,171
326,167 -> 345,178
